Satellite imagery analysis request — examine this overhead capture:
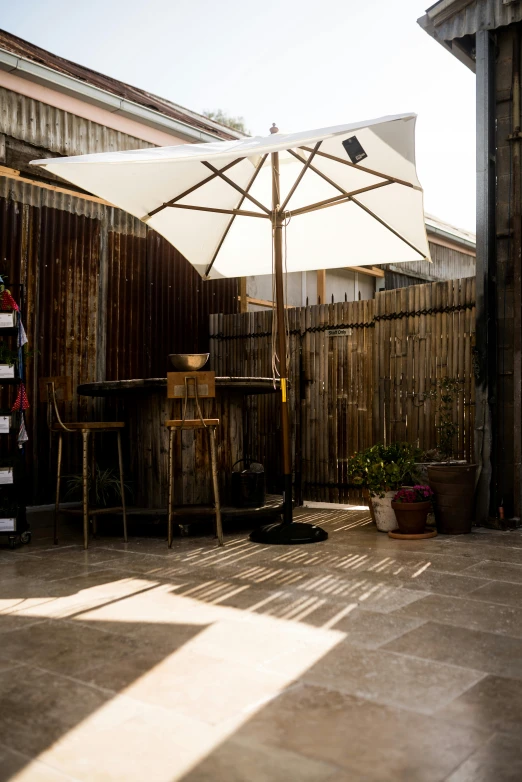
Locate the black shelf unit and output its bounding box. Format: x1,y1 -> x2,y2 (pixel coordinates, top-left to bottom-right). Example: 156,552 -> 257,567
0,282 -> 31,549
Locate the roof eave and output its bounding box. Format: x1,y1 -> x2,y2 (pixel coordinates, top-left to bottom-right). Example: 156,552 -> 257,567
0,47 -> 240,144
417,11 -> 476,73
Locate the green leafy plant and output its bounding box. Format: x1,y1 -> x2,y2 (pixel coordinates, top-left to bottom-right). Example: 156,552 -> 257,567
347,442 -> 421,498
425,377 -> 464,460
0,343 -> 38,368
0,343 -> 19,367
65,464 -> 132,508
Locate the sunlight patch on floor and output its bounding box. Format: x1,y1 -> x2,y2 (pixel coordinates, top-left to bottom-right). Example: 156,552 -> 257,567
7,575 -> 346,782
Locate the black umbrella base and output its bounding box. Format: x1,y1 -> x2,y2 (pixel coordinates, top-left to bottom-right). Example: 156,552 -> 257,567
250,521 -> 328,545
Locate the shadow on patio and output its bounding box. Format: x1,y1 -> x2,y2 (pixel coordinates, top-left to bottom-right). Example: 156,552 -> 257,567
1,507 -> 520,781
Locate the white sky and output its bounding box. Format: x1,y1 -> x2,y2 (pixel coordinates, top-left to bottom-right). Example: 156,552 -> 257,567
0,0 -> 476,232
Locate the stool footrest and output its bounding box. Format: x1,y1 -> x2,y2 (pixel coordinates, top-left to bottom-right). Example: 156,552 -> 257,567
166,419 -> 219,428
172,504 -> 217,516
60,506 -> 124,516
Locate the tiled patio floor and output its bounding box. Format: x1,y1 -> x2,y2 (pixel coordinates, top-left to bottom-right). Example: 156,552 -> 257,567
1,507 -> 522,781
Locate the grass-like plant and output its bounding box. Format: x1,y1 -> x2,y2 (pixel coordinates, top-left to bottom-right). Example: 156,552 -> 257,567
65,464 -> 132,507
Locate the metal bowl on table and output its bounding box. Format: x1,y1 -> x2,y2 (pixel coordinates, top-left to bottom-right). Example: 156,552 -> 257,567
168,353 -> 209,371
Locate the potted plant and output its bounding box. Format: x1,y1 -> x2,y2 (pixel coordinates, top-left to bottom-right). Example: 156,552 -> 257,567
423,377 -> 477,534
347,443 -> 420,532
392,485 -> 434,535
65,463 -> 131,507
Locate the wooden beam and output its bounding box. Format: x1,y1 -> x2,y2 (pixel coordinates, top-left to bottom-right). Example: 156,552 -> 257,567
348,266 -> 385,278
239,278 -> 248,313
238,295 -> 294,310
317,269 -> 326,304
0,165 -> 113,207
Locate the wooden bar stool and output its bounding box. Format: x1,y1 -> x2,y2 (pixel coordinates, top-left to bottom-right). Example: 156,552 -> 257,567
41,377 -> 127,550
165,371 -> 223,548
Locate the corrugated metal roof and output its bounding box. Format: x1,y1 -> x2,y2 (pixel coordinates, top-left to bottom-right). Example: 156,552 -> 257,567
425,213 -> 476,247
0,28 -> 240,142
421,0 -> 522,44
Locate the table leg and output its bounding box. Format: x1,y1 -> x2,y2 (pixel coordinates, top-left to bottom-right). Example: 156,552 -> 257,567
82,430 -> 90,550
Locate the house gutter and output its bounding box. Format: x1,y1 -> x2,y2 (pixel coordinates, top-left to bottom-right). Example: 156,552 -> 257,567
0,47 -> 239,144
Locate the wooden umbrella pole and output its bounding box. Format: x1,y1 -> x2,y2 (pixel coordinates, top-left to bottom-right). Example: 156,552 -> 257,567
249,126 -> 327,544
272,148 -> 293,524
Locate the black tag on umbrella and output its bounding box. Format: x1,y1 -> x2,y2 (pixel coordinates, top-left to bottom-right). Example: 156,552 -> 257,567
342,136 -> 367,164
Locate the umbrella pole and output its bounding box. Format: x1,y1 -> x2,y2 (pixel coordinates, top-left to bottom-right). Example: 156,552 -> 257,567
249,141 -> 327,545
272,152 -> 293,526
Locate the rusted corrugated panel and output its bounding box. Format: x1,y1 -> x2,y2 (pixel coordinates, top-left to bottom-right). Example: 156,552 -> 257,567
146,232 -> 239,377
0,174 -> 240,501
0,87 -> 155,157
105,214 -> 148,381
428,0 -> 522,42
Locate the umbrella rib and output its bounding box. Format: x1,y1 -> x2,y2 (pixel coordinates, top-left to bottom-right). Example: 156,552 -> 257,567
204,154 -> 269,278
299,146 -> 418,190
201,161 -> 271,215
287,148 -> 352,199
288,180 -> 392,217
168,204 -> 268,218
351,196 -> 427,258
280,141 -> 322,213
145,158 -> 244,219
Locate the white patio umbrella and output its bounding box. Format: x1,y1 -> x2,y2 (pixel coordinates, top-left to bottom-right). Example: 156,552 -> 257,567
31,113 -> 430,544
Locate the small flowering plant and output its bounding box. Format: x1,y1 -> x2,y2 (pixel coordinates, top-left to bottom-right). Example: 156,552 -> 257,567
393,485 -> 434,504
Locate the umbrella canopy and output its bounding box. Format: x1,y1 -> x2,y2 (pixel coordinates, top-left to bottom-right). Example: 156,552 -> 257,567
31,113 -> 429,280
31,113 -> 429,543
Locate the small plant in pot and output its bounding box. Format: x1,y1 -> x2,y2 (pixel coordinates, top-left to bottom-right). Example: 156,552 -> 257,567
347,443 -> 420,532
392,485 -> 434,535
424,377 -> 477,534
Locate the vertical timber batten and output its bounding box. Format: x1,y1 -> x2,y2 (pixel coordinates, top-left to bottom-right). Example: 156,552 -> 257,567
475,29 -> 496,523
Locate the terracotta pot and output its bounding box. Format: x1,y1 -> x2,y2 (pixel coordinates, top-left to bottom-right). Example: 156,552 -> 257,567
427,464 -> 477,534
370,491 -> 398,532
391,501 -> 431,535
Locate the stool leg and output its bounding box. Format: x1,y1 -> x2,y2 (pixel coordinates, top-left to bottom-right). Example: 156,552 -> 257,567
167,428 -> 174,548
117,430 -> 127,543
91,433 -> 97,537
54,433 -> 63,545
209,427 -> 223,546
82,430 -> 90,550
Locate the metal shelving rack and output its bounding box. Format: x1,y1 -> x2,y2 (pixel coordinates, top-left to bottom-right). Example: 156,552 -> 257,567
0,282 -> 31,549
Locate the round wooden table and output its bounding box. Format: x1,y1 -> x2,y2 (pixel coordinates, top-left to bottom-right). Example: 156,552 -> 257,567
78,377 -> 279,511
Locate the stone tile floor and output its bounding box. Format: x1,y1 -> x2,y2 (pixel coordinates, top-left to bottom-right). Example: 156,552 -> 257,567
1,507 -> 522,781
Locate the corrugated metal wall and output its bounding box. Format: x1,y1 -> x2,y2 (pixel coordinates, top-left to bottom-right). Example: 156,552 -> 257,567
0,177 -> 239,501
0,87 -> 239,501
385,241 -> 476,289
0,87 -> 156,156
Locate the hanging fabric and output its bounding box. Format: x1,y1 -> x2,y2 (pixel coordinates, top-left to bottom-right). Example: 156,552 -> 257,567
12,383 -> 30,412
17,412 -> 28,448
1,290 -> 19,312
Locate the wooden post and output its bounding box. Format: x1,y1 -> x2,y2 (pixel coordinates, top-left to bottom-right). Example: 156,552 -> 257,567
239,278 -> 248,313
272,149 -> 293,524
317,269 -> 326,305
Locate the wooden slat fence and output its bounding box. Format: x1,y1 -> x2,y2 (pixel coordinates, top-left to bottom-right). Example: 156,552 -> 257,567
210,277 -> 476,503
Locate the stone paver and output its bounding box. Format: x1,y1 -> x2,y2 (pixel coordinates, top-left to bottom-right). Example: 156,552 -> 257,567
0,507 -> 521,781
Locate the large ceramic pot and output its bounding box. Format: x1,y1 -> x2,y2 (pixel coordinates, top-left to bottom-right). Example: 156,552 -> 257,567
427,464 -> 478,534
391,501 -> 431,535
370,491 -> 398,532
